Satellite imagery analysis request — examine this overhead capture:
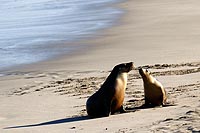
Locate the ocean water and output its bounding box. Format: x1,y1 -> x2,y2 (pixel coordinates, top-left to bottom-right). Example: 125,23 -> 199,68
0,0 -> 123,70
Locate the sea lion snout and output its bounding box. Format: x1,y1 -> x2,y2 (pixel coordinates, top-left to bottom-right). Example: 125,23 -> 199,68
139,68 -> 150,75
126,62 -> 135,71
139,68 -> 145,76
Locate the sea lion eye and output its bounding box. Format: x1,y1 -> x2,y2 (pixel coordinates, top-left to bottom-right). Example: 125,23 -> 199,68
146,69 -> 148,72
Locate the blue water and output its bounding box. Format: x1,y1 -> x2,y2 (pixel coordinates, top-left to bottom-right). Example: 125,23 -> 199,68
0,0 -> 123,70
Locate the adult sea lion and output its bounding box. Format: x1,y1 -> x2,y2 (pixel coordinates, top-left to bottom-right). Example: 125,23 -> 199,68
139,68 -> 167,106
86,62 -> 134,118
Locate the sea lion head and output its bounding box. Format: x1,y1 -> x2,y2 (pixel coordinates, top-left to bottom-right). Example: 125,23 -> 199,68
113,62 -> 135,73
139,68 -> 151,79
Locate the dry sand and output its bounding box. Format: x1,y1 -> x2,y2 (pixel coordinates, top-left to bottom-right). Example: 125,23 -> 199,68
0,0 -> 200,132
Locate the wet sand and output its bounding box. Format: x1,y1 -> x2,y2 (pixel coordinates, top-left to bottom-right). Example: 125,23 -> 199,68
0,0 -> 200,132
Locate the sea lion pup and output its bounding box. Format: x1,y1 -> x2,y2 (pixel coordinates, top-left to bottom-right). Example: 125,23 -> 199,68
139,68 -> 167,106
86,62 -> 135,118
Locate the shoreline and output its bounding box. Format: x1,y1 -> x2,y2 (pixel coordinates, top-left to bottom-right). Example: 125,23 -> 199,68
0,1 -> 125,74
0,0 -> 200,132
0,0 -> 124,73
3,0 -> 199,74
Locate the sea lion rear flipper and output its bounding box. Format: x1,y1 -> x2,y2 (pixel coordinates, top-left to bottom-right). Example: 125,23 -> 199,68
145,96 -> 150,106
119,105 -> 126,113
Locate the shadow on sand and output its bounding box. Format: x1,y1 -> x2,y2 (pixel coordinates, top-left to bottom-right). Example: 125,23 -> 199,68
126,103 -> 177,112
4,104 -> 176,129
4,115 -> 90,129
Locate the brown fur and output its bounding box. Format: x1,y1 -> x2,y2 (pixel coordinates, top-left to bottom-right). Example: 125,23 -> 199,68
139,68 -> 167,106
86,62 -> 134,118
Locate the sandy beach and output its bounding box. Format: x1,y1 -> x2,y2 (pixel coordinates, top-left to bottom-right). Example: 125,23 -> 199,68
0,0 -> 200,132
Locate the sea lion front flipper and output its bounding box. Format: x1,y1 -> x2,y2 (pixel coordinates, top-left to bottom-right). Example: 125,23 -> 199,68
101,100 -> 111,117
